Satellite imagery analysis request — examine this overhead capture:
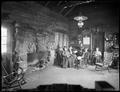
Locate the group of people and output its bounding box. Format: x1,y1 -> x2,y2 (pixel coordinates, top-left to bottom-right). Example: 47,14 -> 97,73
54,46 -> 102,69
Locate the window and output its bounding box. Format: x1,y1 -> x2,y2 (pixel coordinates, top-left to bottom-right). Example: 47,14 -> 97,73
83,36 -> 90,45
1,27 -> 7,53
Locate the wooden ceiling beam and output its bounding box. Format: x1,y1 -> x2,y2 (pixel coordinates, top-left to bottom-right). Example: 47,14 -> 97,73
57,1 -> 62,6
64,5 -> 76,16
59,8 -> 66,14
45,1 -> 50,7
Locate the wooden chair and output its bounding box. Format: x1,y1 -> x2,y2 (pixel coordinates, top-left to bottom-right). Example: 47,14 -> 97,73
2,63 -> 26,90
95,52 -> 113,72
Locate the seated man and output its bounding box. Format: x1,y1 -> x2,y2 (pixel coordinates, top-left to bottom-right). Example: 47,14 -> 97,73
75,49 -> 84,69
62,46 -> 70,68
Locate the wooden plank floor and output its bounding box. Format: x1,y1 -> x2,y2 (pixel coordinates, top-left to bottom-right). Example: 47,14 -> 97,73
22,65 -> 119,90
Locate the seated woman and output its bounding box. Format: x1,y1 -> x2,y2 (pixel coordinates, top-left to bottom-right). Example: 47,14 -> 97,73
68,46 -> 75,68
83,48 -> 90,67
58,47 -> 63,67
54,46 -> 63,67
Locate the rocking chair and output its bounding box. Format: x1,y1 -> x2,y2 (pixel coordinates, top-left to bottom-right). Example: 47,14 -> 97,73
95,52 -> 113,72
2,63 -> 26,90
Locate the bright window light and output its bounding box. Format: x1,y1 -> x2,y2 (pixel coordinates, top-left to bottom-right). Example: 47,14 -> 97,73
83,36 -> 90,45
2,45 -> 7,53
1,26 -> 7,53
1,27 -> 7,36
1,37 -> 7,44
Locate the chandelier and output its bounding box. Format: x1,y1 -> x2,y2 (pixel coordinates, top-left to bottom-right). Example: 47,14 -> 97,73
74,15 -> 88,28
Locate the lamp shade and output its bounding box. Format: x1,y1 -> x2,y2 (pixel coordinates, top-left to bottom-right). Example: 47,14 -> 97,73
74,16 -> 88,21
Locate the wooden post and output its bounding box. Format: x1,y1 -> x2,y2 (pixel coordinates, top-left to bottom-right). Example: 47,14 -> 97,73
91,32 -> 92,53
102,32 -> 105,61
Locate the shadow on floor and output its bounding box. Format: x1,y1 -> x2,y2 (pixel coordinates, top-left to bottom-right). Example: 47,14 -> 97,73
17,84 -> 96,91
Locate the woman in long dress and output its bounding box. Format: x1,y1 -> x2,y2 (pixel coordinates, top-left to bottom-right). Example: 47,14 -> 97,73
83,48 -> 90,67
62,46 -> 70,68
93,47 -> 102,63
68,46 -> 74,68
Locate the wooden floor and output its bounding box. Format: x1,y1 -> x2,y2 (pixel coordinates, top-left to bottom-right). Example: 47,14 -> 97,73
21,64 -> 119,90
